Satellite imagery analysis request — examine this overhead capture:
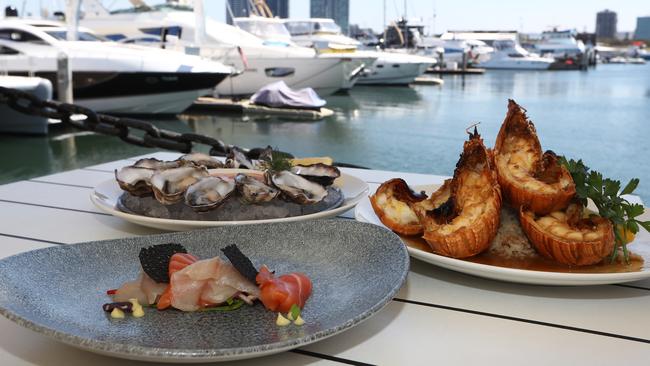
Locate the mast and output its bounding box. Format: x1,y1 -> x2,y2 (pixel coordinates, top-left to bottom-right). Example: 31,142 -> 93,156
194,0 -> 207,45
65,0 -> 81,41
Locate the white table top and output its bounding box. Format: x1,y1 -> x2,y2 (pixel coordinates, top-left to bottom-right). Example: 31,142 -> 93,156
1,151 -> 649,366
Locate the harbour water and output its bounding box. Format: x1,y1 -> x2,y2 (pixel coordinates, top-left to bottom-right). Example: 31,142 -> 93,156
1,63 -> 649,201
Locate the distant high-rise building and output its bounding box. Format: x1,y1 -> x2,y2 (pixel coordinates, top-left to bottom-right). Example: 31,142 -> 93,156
634,16 -> 650,40
310,0 -> 349,34
226,0 -> 250,25
596,9 -> 617,39
227,0 -> 289,23
266,0 -> 289,18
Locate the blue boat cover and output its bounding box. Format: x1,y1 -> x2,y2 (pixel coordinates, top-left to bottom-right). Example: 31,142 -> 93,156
250,81 -> 326,109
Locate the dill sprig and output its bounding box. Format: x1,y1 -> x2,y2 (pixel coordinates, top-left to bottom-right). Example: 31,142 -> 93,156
560,157 -> 650,263
259,149 -> 292,173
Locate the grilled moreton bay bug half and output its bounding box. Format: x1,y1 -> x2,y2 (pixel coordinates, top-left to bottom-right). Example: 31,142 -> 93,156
519,203 -> 615,266
413,128 -> 502,258
370,178 -> 429,235
493,100 -> 575,214
150,166 -> 210,205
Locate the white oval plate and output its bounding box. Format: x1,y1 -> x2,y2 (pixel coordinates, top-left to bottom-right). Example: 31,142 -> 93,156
355,184 -> 650,286
91,172 -> 369,231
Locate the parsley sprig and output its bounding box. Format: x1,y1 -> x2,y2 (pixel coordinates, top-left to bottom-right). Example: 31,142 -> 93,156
560,157 -> 650,263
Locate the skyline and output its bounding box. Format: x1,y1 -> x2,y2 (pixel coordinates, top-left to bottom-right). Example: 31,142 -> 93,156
10,0 -> 650,34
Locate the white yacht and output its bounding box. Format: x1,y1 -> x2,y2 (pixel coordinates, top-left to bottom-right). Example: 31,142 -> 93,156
284,18 -> 436,85
233,16 -> 373,91
479,40 -> 554,70
0,20 -> 231,114
80,1 -> 361,96
534,29 -> 585,58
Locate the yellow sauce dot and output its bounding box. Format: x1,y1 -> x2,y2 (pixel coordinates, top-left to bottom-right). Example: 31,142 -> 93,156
276,313 -> 291,326
132,306 -> 145,318
293,315 -> 305,326
110,308 -> 125,319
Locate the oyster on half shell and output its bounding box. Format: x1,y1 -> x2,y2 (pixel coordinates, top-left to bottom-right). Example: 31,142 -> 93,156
184,176 -> 236,211
115,166 -> 155,197
225,147 -> 255,169
178,153 -> 224,169
150,166 -> 209,205
235,173 -> 280,204
291,163 -> 341,186
269,171 -> 328,204
132,158 -> 183,170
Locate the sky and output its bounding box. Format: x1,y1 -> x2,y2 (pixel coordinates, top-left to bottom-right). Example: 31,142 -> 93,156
8,0 -> 650,34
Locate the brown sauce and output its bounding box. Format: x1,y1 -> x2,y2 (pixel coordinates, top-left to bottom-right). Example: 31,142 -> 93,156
400,235 -> 646,274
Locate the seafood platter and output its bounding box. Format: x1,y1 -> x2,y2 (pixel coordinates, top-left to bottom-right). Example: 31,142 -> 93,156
357,100 -> 650,285
0,221 -> 409,362
91,146 -> 369,230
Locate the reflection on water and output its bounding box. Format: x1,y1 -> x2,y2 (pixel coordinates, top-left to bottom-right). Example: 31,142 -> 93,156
1,64 -> 649,202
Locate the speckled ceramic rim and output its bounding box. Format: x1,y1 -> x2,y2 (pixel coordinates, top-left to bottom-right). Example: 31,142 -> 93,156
0,220 -> 409,363
91,173 -> 370,230
355,186 -> 650,286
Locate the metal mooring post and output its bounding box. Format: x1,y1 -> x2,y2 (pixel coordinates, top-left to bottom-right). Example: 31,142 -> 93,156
56,52 -> 73,103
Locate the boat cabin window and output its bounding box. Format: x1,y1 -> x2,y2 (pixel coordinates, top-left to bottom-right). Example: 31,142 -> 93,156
285,21 -> 312,35
236,20 -> 291,40
265,67 -> 295,77
45,31 -> 105,42
0,29 -> 48,45
314,21 -> 341,34
0,45 -> 20,55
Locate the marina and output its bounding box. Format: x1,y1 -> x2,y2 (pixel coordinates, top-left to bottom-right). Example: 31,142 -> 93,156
1,0 -> 650,365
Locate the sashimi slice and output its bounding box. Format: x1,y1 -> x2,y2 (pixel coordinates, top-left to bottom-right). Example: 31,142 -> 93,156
256,265 -> 312,313
113,272 -> 167,305
157,253 -> 198,310
170,257 -> 260,312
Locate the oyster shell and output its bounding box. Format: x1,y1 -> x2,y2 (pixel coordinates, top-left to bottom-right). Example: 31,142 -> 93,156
270,171 -> 328,204
150,166 -> 209,205
225,147 -> 254,169
115,166 -> 154,197
235,173 -> 280,204
184,176 -> 236,211
291,163 -> 341,186
132,158 -> 182,170
177,153 -> 224,169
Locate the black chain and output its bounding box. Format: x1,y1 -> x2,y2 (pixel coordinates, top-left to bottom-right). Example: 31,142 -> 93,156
0,86 -> 371,168
0,86 -> 286,159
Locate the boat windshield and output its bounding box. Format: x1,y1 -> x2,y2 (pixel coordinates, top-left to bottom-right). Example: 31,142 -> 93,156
45,31 -> 106,42
235,20 -> 291,39
110,3 -> 193,14
285,20 -> 341,35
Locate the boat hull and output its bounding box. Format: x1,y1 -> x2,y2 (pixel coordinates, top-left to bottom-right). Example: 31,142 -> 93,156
6,71 -> 227,114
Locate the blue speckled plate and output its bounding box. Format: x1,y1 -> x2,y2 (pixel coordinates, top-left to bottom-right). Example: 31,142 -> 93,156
0,220 -> 408,363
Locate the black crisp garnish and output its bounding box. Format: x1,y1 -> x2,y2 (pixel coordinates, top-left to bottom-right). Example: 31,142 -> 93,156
103,302 -> 133,313
221,244 -> 258,283
139,243 -> 187,283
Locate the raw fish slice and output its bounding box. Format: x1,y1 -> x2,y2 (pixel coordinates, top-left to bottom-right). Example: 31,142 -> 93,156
171,257 -> 260,312
157,253 -> 198,310
113,272 -> 167,305
256,265 -> 312,312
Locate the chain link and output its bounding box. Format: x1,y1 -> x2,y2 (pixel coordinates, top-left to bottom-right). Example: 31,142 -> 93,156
0,86 -> 288,159
0,86 -> 371,169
